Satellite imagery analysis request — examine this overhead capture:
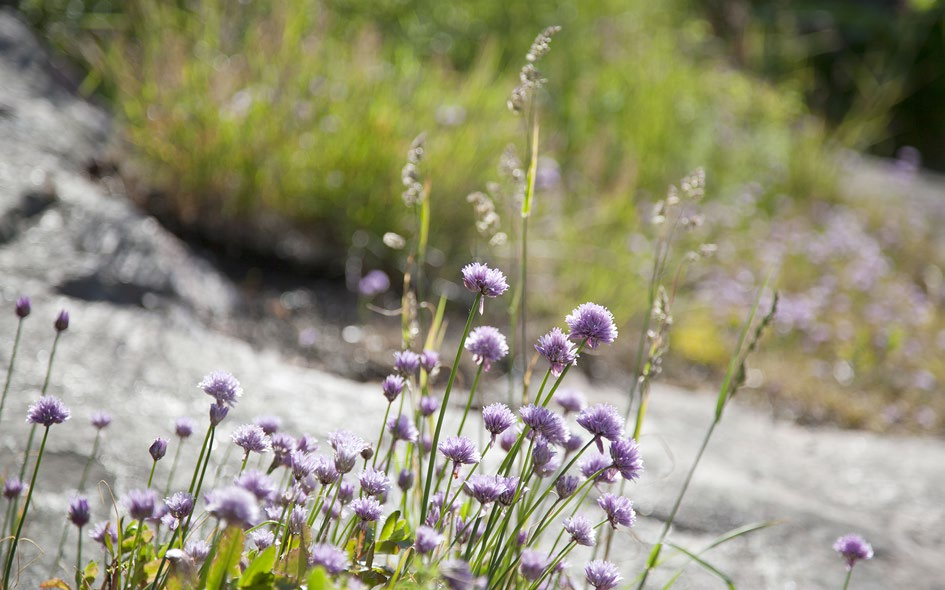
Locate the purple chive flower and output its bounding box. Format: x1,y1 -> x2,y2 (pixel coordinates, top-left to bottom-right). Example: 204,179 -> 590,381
555,474 -> 581,499
834,534 -> 874,570
535,327 -> 578,376
68,496 -> 90,528
205,486 -> 259,528
415,525 -> 445,555
54,309 -> 69,332
382,374 -> 406,403
90,411 -> 112,430
520,549 -> 550,581
26,396 -> 70,427
329,431 -> 369,474
462,262 -> 509,314
531,437 -> 556,468
420,396 -> 440,417
15,297 -> 31,318
577,404 -> 625,453
519,405 -> 570,445
185,539 -> 210,563
282,484 -> 308,507
439,436 -> 481,474
358,270 -> 390,297
288,506 -> 307,534
165,492 -> 195,519
609,437 -> 644,481
441,559 -> 485,590
254,415 -> 281,435
271,433 -> 295,463
580,454 -> 618,485
199,371 -> 242,408
174,417 -> 195,438
209,403 -> 229,426
555,388 -> 587,414
585,560 -> 622,590
463,475 -> 506,505
465,326 -> 509,371
124,489 -> 157,521
149,437 -> 168,461
421,433 -> 433,454
251,529 -> 275,551
563,514 -> 596,546
297,434 -> 319,454
290,451 -> 317,481
566,303 -> 617,349
359,468 -> 391,497
482,403 -> 516,441
338,480 -> 356,505
387,415 -> 420,443
398,468 -> 414,492
499,428 -> 519,452
311,455 -> 339,486
420,350 -> 440,373
3,477 -> 24,499
161,512 -> 179,531
231,424 -> 271,454
565,433 -> 584,454
598,493 -> 636,528
393,350 -> 421,378
350,497 -> 383,522
234,471 -> 275,502
89,521 -> 117,547
309,543 -> 349,574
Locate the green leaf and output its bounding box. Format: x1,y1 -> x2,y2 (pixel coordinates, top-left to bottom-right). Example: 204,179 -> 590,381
306,566 -> 334,590
205,527 -> 245,590
239,545 -> 277,588
379,511 -> 400,542
357,569 -> 388,587
665,543 -> 735,589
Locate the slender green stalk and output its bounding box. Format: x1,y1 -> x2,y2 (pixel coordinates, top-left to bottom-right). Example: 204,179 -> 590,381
456,364 -> 484,438
147,459 -> 158,489
78,430 -> 103,492
419,293 -> 481,524
841,568 -> 853,590
182,424 -> 216,542
164,440 -> 184,497
125,519 -> 145,590
373,401 -> 393,469
3,426 -> 50,589
149,526 -> 181,590
74,531 -> 83,590
0,318 -> 25,426
188,425 -> 214,495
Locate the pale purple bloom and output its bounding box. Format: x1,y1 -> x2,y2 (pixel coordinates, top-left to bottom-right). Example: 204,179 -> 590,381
609,437 -> 644,481
566,303 -> 618,349
234,471 -> 275,502
3,476 -> 24,499
555,388 -> 587,414
520,549 -> 549,581
499,428 -> 519,452
124,489 -> 157,521
556,475 -> 580,499
165,492 -> 195,519
329,430 -> 369,474
519,405 -> 569,445
350,497 -> 383,522
26,395 -> 70,426
54,309 -> 69,332
534,451 -> 562,478
565,433 -> 584,453
415,525 -> 445,554
288,506 -> 307,534
585,560 -> 621,590
398,468 -> 414,492
89,521 -> 117,547
420,350 -> 440,373
598,493 -> 635,528
90,412 -> 112,430
563,514 -> 596,546
482,403 -> 516,440
309,543 -> 348,574
338,480 -> 356,505
441,559 -> 486,590
296,434 -> 319,453
68,496 -> 90,528
531,437 -> 556,468
205,486 -> 259,528
290,451 -> 317,480
535,327 -> 578,376
359,468 -> 391,497
421,433 -> 433,454
161,512 -> 179,531
199,371 -> 242,408
463,475 -> 506,504
271,433 -> 295,463
282,484 -> 308,507
254,415 -> 281,435
577,404 -> 624,453
465,327 -> 509,371
358,270 -> 390,297
14,296 -> 30,318
420,396 -> 440,417
174,417 -> 195,438
462,262 -> 509,314
312,456 -> 340,486
497,476 -> 522,506
388,415 -> 420,443
834,534 -> 874,570
393,350 -> 421,378
580,454 -> 618,485
149,437 -> 168,461
251,529 -> 275,551
231,424 -> 271,454
439,436 -> 481,472
321,502 -> 340,522
185,539 -> 210,563
382,374 -> 406,403
431,490 -> 459,514
209,403 -> 229,426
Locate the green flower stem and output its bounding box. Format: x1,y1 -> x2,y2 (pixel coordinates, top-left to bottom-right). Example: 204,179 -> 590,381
182,424 -> 216,543
841,568 -> 853,590
373,401 -> 393,469
40,331 -> 62,395
529,369 -> 552,408
74,530 -> 83,590
149,525 -> 181,590
317,477 -> 343,542
3,425 -> 50,590
147,459 -> 158,489
239,451 -> 250,475
456,364 -> 484,439
164,440 -> 184,497
0,317 -> 25,426
420,293 -> 481,525
188,424 -> 214,495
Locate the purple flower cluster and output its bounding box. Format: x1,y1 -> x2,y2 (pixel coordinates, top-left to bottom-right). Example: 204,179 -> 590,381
199,371 -> 242,407
309,543 -> 349,574
26,396 -> 70,427
232,424 -> 271,454
585,560 -> 621,590
381,374 -> 406,402
833,534 -> 873,570
465,326 -> 509,371
439,436 -> 481,472
577,404 -> 624,453
519,405 -> 570,445
68,496 -> 90,528
205,486 -> 259,528
535,327 -> 578,376
598,493 -> 635,528
566,303 -> 618,349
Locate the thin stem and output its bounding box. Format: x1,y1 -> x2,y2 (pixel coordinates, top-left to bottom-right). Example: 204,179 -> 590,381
124,519 -> 145,590
373,402 -> 393,469
456,364 -> 484,438
3,426 -> 50,590
41,331 -> 62,395
188,425 -> 213,495
0,318 -> 24,426
841,568 -> 854,590
164,441 -> 184,497
149,526 -> 180,590
147,460 -> 158,489
182,424 -> 216,543
74,530 -> 83,590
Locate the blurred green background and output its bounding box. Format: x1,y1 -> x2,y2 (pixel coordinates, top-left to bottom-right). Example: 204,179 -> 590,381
14,0 -> 945,433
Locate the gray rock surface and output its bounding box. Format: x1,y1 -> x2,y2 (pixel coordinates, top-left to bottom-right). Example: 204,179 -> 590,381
0,8 -> 942,590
